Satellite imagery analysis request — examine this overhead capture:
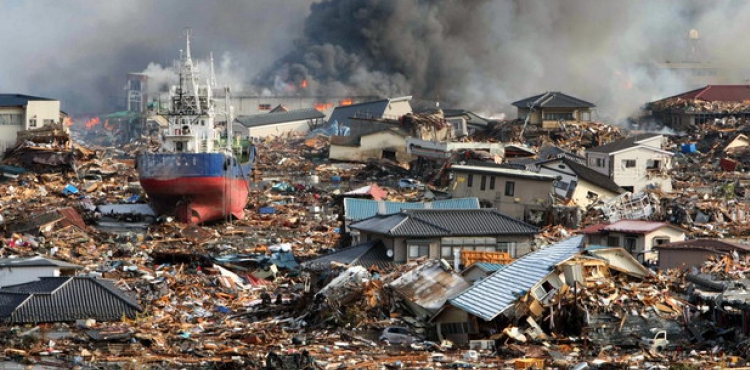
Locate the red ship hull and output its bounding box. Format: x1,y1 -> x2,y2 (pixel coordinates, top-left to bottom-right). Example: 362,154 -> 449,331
140,176 -> 249,224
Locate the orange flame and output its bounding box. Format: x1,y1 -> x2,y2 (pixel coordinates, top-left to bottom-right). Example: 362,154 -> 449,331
301,79 -> 308,89
339,99 -> 353,106
84,117 -> 101,129
314,103 -> 334,111
63,117 -> 72,127
104,119 -> 113,131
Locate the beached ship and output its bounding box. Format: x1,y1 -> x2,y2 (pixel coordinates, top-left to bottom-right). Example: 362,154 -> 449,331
137,33 -> 254,224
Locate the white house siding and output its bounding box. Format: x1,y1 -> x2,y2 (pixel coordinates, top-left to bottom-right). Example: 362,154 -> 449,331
233,120 -> 312,140
383,100 -> 413,120
598,227 -> 684,263
539,164 -> 576,199
0,107 -> 24,154
611,147 -> 672,193
0,266 -> 61,287
571,181 -> 620,210
25,100 -> 60,129
329,131 -> 410,163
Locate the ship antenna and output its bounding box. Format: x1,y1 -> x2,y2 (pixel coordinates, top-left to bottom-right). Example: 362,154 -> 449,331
210,52 -> 217,88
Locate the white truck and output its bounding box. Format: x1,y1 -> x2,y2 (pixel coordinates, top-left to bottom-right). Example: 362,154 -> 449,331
640,329 -> 669,352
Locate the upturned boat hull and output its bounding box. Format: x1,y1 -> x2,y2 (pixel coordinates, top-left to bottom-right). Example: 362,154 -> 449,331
137,152 -> 251,224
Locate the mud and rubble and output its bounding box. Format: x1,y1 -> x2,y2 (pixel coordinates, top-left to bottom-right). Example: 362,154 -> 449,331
3,114 -> 750,370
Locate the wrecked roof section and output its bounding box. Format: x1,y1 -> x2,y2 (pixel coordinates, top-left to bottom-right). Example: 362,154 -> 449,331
449,235 -> 584,321
300,240 -> 399,272
389,259 -> 471,315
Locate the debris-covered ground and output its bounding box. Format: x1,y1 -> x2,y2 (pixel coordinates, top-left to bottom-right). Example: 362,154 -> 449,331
4,117 -> 750,370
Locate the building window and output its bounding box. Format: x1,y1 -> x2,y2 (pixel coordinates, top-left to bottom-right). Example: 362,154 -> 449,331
408,244 -> 430,259
594,158 -> 605,167
29,119 -> 37,127
624,237 -> 637,254
497,242 -> 517,257
554,181 -> 569,191
607,236 -> 619,247
43,119 -> 54,125
586,191 -> 599,200
646,159 -> 661,169
505,181 -> 515,196
258,104 -> 271,110
467,174 -> 473,188
623,159 -> 636,168
581,111 -> 591,121
489,176 -> 496,190
543,112 -> 574,121
0,114 -> 23,126
480,175 -> 486,190
653,237 -> 670,247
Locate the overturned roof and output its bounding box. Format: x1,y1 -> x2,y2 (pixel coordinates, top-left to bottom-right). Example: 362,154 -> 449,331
350,208 -> 539,237
235,108 -> 324,128
0,277 -> 142,323
449,235 -> 584,321
512,91 -> 595,109
344,197 -> 480,222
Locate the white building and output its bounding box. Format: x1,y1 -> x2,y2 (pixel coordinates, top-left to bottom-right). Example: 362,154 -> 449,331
585,133 -> 673,193
232,108 -> 325,141
0,94 -> 62,154
0,256 -> 81,287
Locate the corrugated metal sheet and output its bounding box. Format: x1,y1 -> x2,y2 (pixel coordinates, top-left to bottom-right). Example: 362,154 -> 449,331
389,260 -> 471,313
300,241 -> 400,272
344,197 -> 480,222
449,235 -> 584,321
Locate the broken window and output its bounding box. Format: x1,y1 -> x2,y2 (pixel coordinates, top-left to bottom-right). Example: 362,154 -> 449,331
646,159 -> 661,169
555,181 -> 569,191
653,237 -> 670,247
587,191 -> 599,199
382,150 -> 396,161
505,181 -> 515,196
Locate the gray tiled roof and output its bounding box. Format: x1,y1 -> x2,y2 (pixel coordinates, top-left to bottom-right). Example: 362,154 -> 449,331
350,209 -> 539,237
587,133 -> 662,154
0,277 -> 142,323
512,92 -> 595,109
448,235 -> 584,321
300,240 -> 401,272
0,94 -> 56,107
235,108 -> 325,128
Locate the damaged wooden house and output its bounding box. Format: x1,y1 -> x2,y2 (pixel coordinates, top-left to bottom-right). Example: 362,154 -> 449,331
431,235 -> 675,347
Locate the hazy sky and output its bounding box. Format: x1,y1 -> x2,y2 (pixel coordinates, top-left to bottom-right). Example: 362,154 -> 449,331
3,0 -> 750,123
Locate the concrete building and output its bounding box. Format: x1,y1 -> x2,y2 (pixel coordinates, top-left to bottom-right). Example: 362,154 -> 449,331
0,94 -> 62,154
449,163 -> 558,222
